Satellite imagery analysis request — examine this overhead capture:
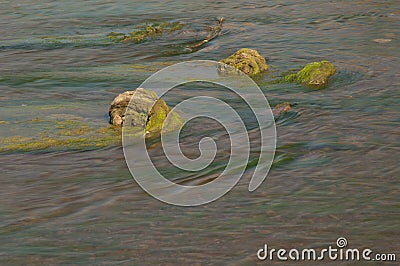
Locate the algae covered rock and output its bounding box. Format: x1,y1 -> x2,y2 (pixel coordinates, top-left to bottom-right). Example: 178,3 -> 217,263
284,61 -> 336,87
109,88 -> 183,138
219,48 -> 268,76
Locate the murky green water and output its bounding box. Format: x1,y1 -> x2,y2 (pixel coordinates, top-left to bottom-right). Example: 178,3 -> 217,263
1,0 -> 399,264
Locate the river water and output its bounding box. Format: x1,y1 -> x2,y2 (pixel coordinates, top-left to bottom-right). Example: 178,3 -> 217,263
0,0 -> 399,265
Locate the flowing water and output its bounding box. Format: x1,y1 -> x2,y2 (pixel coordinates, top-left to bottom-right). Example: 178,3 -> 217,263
1,0 -> 399,265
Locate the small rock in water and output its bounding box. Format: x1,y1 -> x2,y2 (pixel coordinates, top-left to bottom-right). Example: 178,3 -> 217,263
219,48 -> 268,76
272,102 -> 291,116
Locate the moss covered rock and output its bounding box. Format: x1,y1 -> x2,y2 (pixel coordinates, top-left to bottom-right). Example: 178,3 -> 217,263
109,88 -> 183,138
284,61 -> 336,87
219,48 -> 268,76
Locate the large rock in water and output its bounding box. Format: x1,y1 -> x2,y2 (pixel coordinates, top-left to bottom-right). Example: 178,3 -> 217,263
109,88 -> 157,126
109,88 -> 183,138
219,48 -> 268,76
284,61 -> 336,87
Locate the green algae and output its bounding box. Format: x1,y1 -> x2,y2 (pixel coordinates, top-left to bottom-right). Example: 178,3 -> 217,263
145,99 -> 170,134
219,48 -> 268,76
145,99 -> 184,139
0,118 -> 122,153
106,32 -> 127,42
54,119 -> 86,129
40,33 -> 107,48
30,118 -> 45,123
0,62 -> 182,86
107,21 -> 185,43
161,21 -> 185,32
0,132 -> 120,153
0,105 -> 182,152
0,135 -> 117,153
284,61 -> 336,87
56,127 -> 90,136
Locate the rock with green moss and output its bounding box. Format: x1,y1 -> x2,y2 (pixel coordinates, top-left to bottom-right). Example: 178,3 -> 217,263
284,61 -> 336,87
219,48 -> 268,76
109,88 -> 183,138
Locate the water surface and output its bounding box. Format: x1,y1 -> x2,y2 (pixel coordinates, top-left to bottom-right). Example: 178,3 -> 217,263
0,0 -> 399,264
